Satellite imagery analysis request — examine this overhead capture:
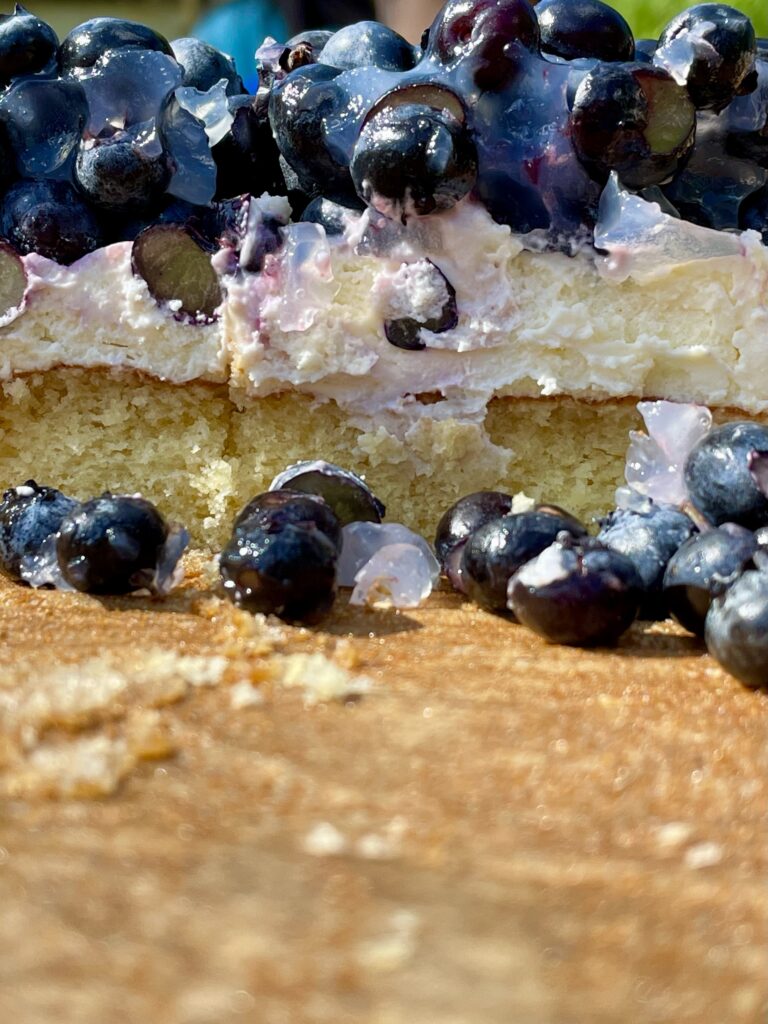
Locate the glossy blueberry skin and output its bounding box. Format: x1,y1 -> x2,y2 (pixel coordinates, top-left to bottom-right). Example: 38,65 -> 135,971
0,76 -> 88,180
212,92 -> 284,201
319,21 -> 418,72
1,180 -> 103,265
425,0 -> 540,70
351,102 -> 477,219
233,490 -> 342,553
654,3 -> 756,112
597,504 -> 696,619
684,421 -> 768,529
536,0 -> 634,63
508,539 -> 642,647
634,38 -> 658,63
705,569 -> 768,688
75,131 -> 171,213
220,522 -> 338,623
0,8 -> 58,82
0,481 -> 78,581
461,510 -> 587,612
59,17 -> 172,73
434,490 -> 514,570
662,523 -> 757,636
269,462 -> 385,526
56,494 -> 170,595
286,29 -> 334,54
171,36 -> 245,96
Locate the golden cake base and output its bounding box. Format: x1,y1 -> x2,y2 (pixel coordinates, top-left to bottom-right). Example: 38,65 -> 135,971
0,558 -> 766,1023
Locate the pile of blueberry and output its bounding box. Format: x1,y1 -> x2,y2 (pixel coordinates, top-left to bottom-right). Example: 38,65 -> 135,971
434,416 -> 768,690
0,3 -> 765,320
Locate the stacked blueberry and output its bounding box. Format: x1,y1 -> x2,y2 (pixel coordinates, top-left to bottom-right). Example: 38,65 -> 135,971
0,481 -> 188,594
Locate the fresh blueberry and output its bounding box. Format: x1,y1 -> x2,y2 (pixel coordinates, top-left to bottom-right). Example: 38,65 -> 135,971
654,3 -> 756,112
55,494 -> 175,595
350,100 -> 477,220
131,223 -> 222,322
508,536 -> 642,646
684,421 -> 768,529
634,38 -> 658,63
212,91 -> 284,200
75,126 -> 171,213
0,75 -> 87,179
285,29 -> 334,54
77,47 -> 182,136
705,568 -> 768,688
318,21 -> 418,72
59,17 -> 173,73
536,0 -> 634,63
233,490 -> 342,553
662,523 -> 757,636
571,62 -> 696,188
171,36 -> 245,96
597,503 -> 697,619
435,490 -> 514,570
461,510 -> 587,612
0,6 -> 58,82
425,0 -> 540,71
0,481 -> 78,581
219,521 -> 338,622
1,180 -> 103,265
269,461 -> 385,526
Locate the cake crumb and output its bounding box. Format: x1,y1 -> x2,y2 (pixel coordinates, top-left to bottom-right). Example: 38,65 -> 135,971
684,842 -> 724,870
230,681 -> 265,709
270,652 -> 372,704
302,822 -> 347,857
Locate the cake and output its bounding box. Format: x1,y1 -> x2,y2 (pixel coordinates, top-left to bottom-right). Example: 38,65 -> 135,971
0,3 -> 766,546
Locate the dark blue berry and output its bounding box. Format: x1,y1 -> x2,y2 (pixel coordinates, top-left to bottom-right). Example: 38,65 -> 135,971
212,91 -> 284,200
75,127 -> 171,213
233,490 -> 342,553
1,180 -> 102,264
131,224 -> 222,322
705,569 -> 768,688
55,494 -> 172,594
536,0 -> 634,63
319,21 -> 418,72
0,481 -> 78,581
383,260 -> 458,351
59,17 -> 173,73
171,36 -> 245,96
597,503 -> 697,619
634,38 -> 658,63
0,6 -> 58,82
269,461 -> 385,526
220,522 -> 338,622
425,0 -> 540,71
508,536 -> 642,646
461,510 -> 587,612
434,490 -> 514,570
0,76 -> 87,179
662,523 -> 757,636
684,421 -> 768,529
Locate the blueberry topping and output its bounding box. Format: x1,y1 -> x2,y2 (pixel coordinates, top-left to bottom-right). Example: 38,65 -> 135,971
1,179 -> 103,264
0,481 -> 78,581
351,100 -> 477,221
425,0 -> 540,70
705,568 -> 768,688
684,421 -> 768,529
300,196 -> 363,236
0,6 -> 58,82
285,29 -> 334,55
571,62 -> 696,188
508,536 -> 642,646
233,489 -> 342,553
382,260 -> 458,350
536,0 -> 634,63
269,460 -> 385,526
212,91 -> 284,200
663,523 -> 758,635
59,17 -> 173,74
75,126 -> 171,213
55,494 -> 178,595
131,223 -> 222,321
318,21 -> 419,72
171,36 -> 245,96
654,3 -> 757,112
220,521 -> 338,622
0,76 -> 88,179
597,503 -> 697,619
461,510 -> 588,612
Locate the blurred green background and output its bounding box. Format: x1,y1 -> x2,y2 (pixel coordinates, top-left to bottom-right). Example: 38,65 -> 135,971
25,0 -> 768,40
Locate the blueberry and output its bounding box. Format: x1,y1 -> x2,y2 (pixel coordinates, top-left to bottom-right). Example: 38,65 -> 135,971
286,29 -> 334,54
571,62 -> 696,189
597,503 -> 697,619
654,4 -> 756,112
350,100 -> 477,220
508,536 -> 642,646
425,0 -> 540,71
0,481 -> 78,581
59,17 -> 173,73
78,48 -> 182,135
0,6 -> 58,82
383,260 -> 458,351
269,461 -> 385,526
0,76 -> 88,179
536,0 -> 634,63
662,523 -> 757,636
219,522 -> 338,622
1,180 -> 103,265
75,126 -> 171,213
461,510 -> 587,612
435,491 -> 514,568
55,494 -> 173,595
233,490 -> 342,553
634,38 -> 658,63
171,36 -> 245,96
212,91 -> 284,200
318,21 -> 418,72
684,421 -> 768,529
705,569 -> 768,688
300,196 -> 363,237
